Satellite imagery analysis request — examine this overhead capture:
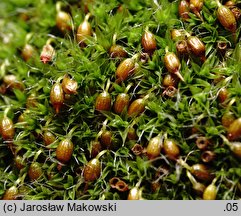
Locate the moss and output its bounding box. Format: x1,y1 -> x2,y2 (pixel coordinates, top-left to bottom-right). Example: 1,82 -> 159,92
0,0 -> 241,200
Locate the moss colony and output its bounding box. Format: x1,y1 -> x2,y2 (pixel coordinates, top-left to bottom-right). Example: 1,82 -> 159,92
0,0 -> 241,200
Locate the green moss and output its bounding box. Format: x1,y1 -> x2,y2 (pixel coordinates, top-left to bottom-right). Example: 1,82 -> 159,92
0,0 -> 241,200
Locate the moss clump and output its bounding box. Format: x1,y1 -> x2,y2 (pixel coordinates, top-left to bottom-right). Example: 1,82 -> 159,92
0,0 -> 241,200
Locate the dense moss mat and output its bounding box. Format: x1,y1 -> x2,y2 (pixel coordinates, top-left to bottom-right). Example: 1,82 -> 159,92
0,0 -> 241,200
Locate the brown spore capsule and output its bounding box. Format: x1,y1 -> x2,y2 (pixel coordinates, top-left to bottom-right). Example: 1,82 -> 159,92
128,127 -> 138,140
190,0 -> 204,12
190,0 -> 204,20
179,0 -> 190,21
163,138 -> 180,160
164,51 -> 184,81
28,162 -> 43,181
3,75 -> 24,91
141,28 -> 157,54
95,91 -> 111,111
227,118 -> 241,141
171,29 -> 186,41
43,131 -> 56,146
127,98 -> 145,117
15,155 -> 25,170
162,73 -> 179,88
40,44 -> 55,64
229,142 -> 241,158
2,186 -> 18,200
127,187 -> 141,200
187,36 -> 206,61
218,87 -> 229,103
56,138 -> 74,163
62,75 -> 78,95
191,164 -> 214,181
221,111 -> 235,128
26,93 -> 38,108
109,44 -> 127,58
90,140 -> 102,158
217,4 -> 237,33
50,83 -> 64,113
146,136 -> 162,159
77,13 -> 92,45
18,112 -> 25,123
203,184 -> 217,200
100,130 -> 112,149
113,93 -> 130,114
21,44 -> 35,61
83,158 -> 101,182
0,116 -> 15,140
116,58 -> 135,82
56,11 -> 72,32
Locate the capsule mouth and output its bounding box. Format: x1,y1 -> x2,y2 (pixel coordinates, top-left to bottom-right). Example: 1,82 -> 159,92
201,151 -> 216,163
115,180 -> 129,192
162,86 -> 177,97
109,177 -> 129,191
109,177 -> 121,188
217,41 -> 228,52
176,40 -> 188,54
196,136 -> 210,150
231,7 -> 241,20
131,144 -> 144,155
218,42 -> 227,49
140,52 -> 150,63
